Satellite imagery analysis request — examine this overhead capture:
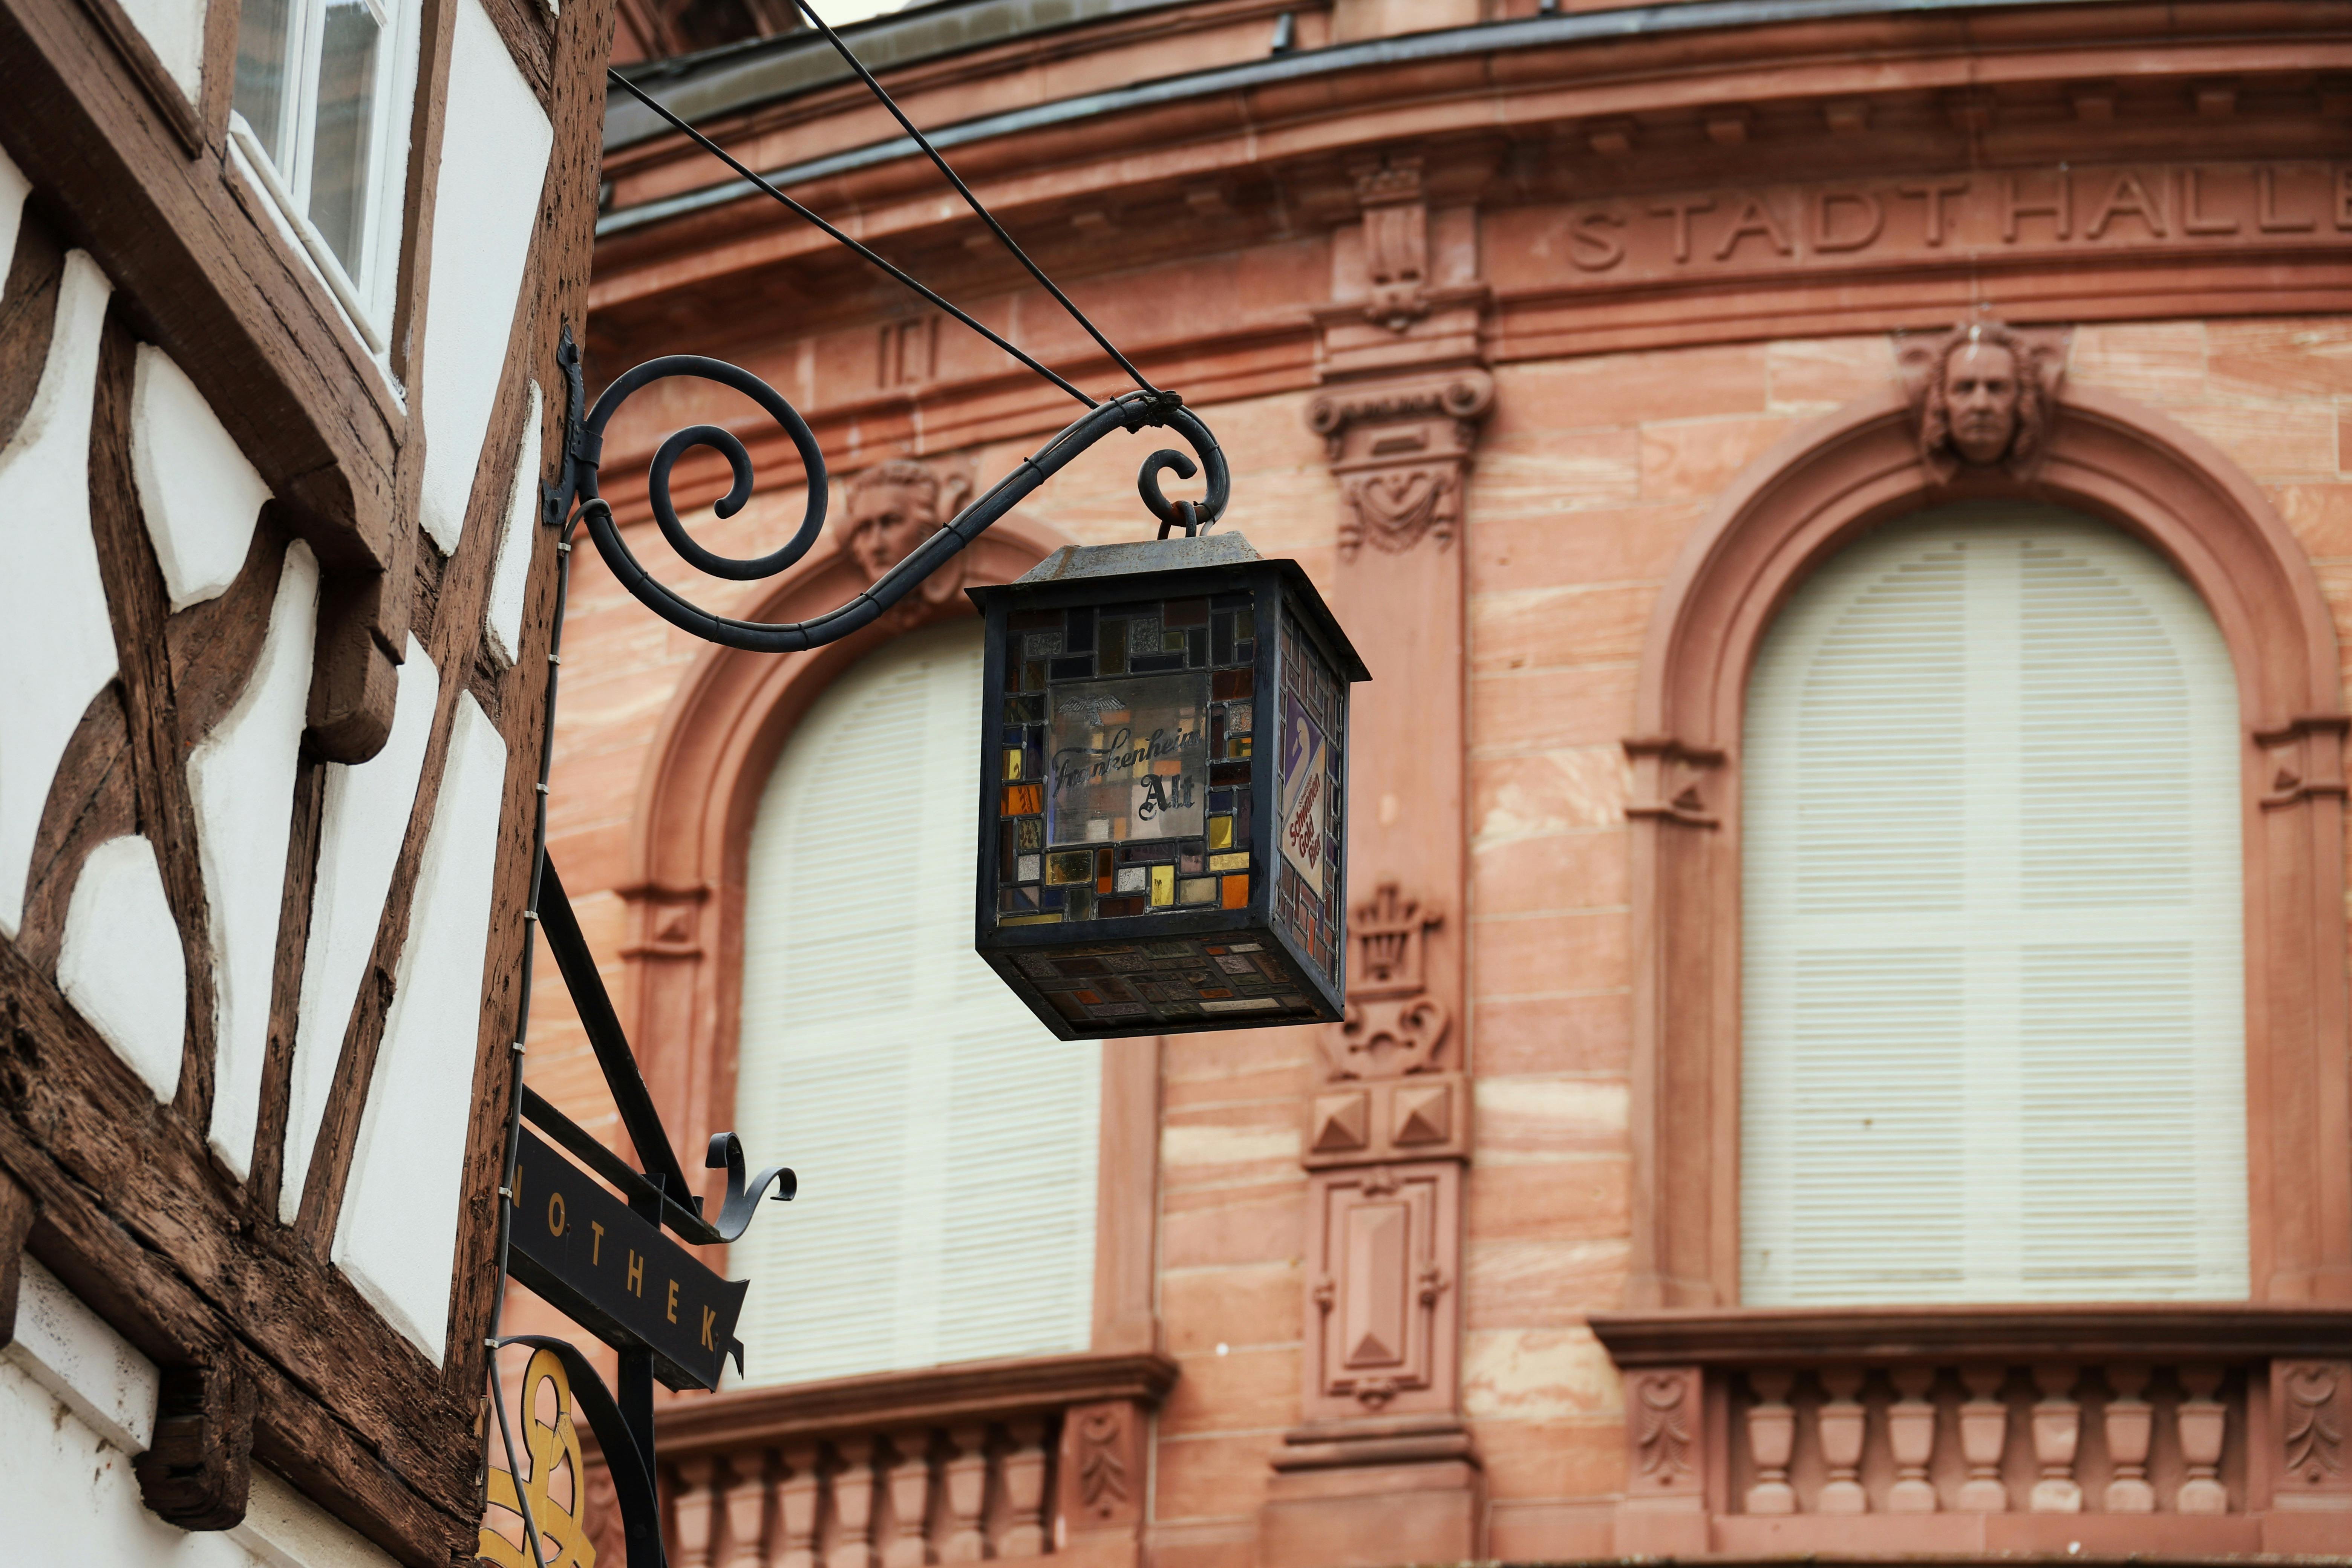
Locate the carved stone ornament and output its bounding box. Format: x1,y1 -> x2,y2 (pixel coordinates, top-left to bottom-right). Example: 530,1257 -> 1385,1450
1897,317 -> 2068,482
1354,156 -> 1430,332
2278,1361 -> 2350,1490
1073,1405 -> 1131,1519
1305,370 -> 1494,560
842,458 -> 977,619
1633,1371 -> 1697,1488
1322,883 -> 1450,1079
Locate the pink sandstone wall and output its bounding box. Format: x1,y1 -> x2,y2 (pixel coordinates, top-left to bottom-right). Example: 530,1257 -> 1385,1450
513,317 -> 2352,1553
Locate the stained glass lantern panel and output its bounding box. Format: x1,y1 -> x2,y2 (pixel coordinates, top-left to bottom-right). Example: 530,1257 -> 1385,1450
969,533 -> 1368,1039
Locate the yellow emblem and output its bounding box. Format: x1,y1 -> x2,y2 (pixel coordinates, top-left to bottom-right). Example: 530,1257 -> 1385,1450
479,1348 -> 599,1568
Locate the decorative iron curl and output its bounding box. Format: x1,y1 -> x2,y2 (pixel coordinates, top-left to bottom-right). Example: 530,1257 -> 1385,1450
570,358 -> 1227,654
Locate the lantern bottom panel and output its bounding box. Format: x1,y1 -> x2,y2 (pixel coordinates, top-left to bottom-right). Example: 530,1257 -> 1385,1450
991,929 -> 1337,1039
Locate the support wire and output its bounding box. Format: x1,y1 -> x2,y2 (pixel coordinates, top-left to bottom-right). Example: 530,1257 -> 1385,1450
788,0 -> 1163,398
605,69 -> 1100,409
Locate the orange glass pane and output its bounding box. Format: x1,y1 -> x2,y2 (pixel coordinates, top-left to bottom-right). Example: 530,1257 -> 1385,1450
1003,782 -> 1043,815
1220,873 -> 1248,909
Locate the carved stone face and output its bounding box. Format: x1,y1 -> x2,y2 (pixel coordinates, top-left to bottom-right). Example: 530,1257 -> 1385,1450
845,480 -> 934,582
1943,341 -> 2021,466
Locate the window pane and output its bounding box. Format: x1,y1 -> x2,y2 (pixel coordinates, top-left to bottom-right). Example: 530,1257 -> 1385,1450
233,0 -> 299,166
1741,503 -> 2248,1305
729,622 -> 1099,1386
307,0 -> 384,279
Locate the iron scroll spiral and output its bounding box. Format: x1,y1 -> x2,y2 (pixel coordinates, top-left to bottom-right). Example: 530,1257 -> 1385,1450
573,357 -> 1229,654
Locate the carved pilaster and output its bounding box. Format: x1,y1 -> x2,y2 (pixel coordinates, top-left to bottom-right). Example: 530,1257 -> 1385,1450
2274,1361 -> 2352,1505
1265,151 -> 1488,1568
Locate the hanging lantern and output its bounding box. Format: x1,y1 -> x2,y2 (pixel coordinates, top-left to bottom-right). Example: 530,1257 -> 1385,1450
970,533 -> 1369,1038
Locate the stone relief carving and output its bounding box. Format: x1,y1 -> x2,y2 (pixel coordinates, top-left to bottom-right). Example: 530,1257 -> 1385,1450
1633,1372 -> 1697,1487
1322,883 -> 1449,1080
1305,371 -> 1494,562
842,458 -> 975,615
1072,1405 -> 1131,1518
1355,157 -> 1430,331
1897,318 -> 2067,482
2281,1362 -> 2348,1489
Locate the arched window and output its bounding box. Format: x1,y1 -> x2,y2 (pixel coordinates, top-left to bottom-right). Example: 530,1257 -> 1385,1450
1740,501 -> 2249,1305
727,621 -> 1101,1384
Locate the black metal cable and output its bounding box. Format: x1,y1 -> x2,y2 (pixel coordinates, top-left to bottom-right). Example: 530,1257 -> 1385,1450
788,0 -> 1163,398
604,68 -> 1099,410
482,496 -> 588,1568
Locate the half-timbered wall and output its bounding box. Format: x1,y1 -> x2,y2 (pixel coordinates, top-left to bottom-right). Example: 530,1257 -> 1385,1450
0,0 -> 614,1553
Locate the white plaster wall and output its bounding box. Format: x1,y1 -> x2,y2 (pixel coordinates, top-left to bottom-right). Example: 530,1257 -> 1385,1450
3,1259 -> 398,1568
0,249 -> 119,938
189,543 -> 320,1181
113,0 -> 204,104
133,345 -> 271,610
333,694 -> 508,1361
484,380 -> 542,667
414,0 -> 552,554
0,145 -> 29,299
282,639 -> 440,1223
57,835 -> 187,1103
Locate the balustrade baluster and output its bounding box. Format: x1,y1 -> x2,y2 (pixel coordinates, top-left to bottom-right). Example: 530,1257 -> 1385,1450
719,1454 -> 770,1568
939,1424 -> 989,1562
1818,1369 -> 1868,1513
776,1443 -> 823,1568
2176,1365 -> 2229,1514
1887,1366 -> 1939,1513
2029,1363 -> 2083,1512
2104,1366 -> 2155,1513
674,1456 -> 723,1568
828,1438 -> 880,1568
997,1418 -> 1051,1557
1957,1366 -> 2011,1513
1744,1371 -> 1798,1514
879,1429 -> 933,1568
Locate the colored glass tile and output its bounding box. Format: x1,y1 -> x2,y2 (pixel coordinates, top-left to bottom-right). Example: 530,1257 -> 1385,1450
1100,624 -> 1128,677
1210,852 -> 1250,873
1211,612 -> 1234,665
1017,818 -> 1044,851
1187,629 -> 1208,666
1066,606 -> 1095,653
1180,852 -> 1204,875
1046,850 -> 1094,885
1228,701 -> 1253,737
1004,782 -> 1044,816
1232,737 -> 1252,758
1151,864 -> 1174,906
1129,653 -> 1185,673
1164,598 -> 1208,628
1004,638 -> 1026,688
1234,640 -> 1253,662
1025,632 -> 1064,659
1220,873 -> 1249,909
1235,606 -> 1255,640
1212,668 -> 1254,701
1017,854 -> 1042,882
999,912 -> 1062,926
1179,876 -> 1217,903
1096,896 -> 1146,918
1000,886 -> 1038,912
1025,660 -> 1046,690
1207,815 -> 1233,850
1038,886 -> 1064,909
1011,609 -> 1061,631
1210,761 -> 1250,787
1050,654 -> 1095,680
1114,865 -> 1148,894
1161,629 -> 1185,654
1003,748 -> 1023,781
1209,711 -> 1226,758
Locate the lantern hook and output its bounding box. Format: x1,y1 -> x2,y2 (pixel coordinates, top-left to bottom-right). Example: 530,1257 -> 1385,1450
565,363 -> 1227,653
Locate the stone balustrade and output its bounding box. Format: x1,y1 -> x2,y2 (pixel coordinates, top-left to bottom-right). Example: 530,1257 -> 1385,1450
1591,1305 -> 2352,1556
586,1352 -> 1177,1568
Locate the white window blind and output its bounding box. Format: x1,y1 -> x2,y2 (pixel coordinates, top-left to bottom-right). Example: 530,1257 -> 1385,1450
1740,503 -> 2249,1305
730,622 -> 1099,1386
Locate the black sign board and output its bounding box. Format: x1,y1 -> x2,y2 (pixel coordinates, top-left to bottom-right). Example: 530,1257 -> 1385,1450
507,1128 -> 749,1391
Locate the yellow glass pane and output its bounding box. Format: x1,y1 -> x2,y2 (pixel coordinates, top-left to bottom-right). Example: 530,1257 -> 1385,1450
1207,815 -> 1234,850
998,911 -> 1063,926
1003,748 -> 1023,781
1210,852 -> 1249,873
1150,863 -> 1175,906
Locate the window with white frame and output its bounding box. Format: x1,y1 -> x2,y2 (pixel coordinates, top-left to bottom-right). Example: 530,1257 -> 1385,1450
727,621 -> 1101,1386
232,0 -> 420,351
1740,502 -> 2250,1306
